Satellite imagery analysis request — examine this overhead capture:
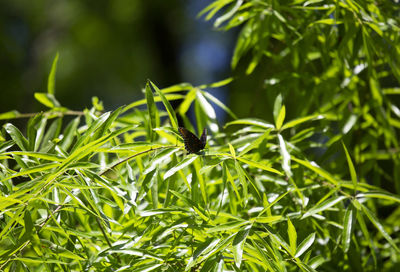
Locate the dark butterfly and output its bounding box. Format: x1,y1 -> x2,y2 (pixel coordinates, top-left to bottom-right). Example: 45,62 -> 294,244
178,127 -> 207,154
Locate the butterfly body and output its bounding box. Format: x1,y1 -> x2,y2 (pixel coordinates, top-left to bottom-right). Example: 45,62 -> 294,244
178,127 -> 207,154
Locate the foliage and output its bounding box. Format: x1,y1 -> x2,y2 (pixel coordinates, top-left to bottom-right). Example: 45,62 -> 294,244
1,0 -> 400,271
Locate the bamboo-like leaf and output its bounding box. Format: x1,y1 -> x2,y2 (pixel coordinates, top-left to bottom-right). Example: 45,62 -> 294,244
178,89 -> 196,115
235,160 -> 248,204
214,0 -> 243,27
163,156 -> 197,180
225,118 -> 274,129
22,210 -> 33,240
232,224 -> 251,268
254,216 -> 282,224
342,142 -> 357,191
273,94 -> 283,122
275,105 -> 286,130
223,162 -> 241,202
295,233 -> 315,258
197,77 -> 233,89
149,80 -> 178,129
287,218 -> 297,255
281,114 -> 324,130
0,162 -> 60,183
278,134 -> 292,177
4,151 -> 64,162
360,204 -> 400,253
194,159 -> 208,205
34,92 -> 60,108
236,157 -> 282,175
144,148 -> 176,175
59,117 -> 81,151
71,111 -> 111,152
238,129 -> 270,157
342,208 -> 353,253
292,157 -> 339,186
0,110 -> 20,120
4,123 -> 29,151
197,90 -> 216,119
356,191 -> 400,204
229,143 -> 236,158
208,220 -> 249,233
47,52 -> 59,95
146,82 -> 158,141
356,209 -> 377,265
302,196 -> 347,218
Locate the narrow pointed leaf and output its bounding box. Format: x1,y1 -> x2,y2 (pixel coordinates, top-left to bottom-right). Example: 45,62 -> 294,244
150,80 -> 178,129
302,196 -> 347,218
295,233 -> 315,258
342,208 -> 353,253
342,142 -> 357,190
275,105 -> 286,130
288,218 -> 297,255
164,156 -> 197,180
361,204 -> 400,253
47,52 -> 59,95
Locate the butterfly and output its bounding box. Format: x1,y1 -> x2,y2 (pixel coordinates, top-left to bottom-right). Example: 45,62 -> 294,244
178,127 -> 207,154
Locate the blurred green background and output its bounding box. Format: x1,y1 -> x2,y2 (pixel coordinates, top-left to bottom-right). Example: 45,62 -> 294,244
0,0 -> 234,115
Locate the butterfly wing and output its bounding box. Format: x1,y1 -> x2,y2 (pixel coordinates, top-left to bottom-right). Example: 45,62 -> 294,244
178,127 -> 205,154
200,128 -> 207,149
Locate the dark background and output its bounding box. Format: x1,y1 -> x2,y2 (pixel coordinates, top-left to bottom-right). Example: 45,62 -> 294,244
0,0 -> 235,120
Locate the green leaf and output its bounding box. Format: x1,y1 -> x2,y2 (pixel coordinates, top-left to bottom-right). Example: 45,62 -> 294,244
232,225 -> 251,268
4,151 -> 64,162
356,191 -> 400,204
287,218 -> 297,255
236,157 -> 282,175
223,162 -> 241,202
22,210 -> 33,240
149,80 -> 178,129
295,233 -> 315,258
278,134 -> 292,177
47,52 -> 59,94
144,148 -> 177,175
34,92 -> 60,108
146,82 -> 158,141
238,129 -> 271,157
225,118 -> 274,129
0,162 -> 60,183
342,208 -> 353,253
302,196 -> 347,218
197,77 -> 233,89
273,94 -> 283,123
178,89 -> 196,115
360,204 -> 400,253
342,142 -> 357,191
59,117 -> 80,151
4,123 -> 29,151
0,110 -> 20,120
208,220 -> 249,233
197,90 -> 216,120
214,0 -> 243,27
235,160 -> 248,204
254,216 -> 282,224
164,156 -> 197,180
292,157 -> 339,186
356,209 -> 377,266
71,111 -> 110,152
229,143 -> 236,158
275,105 -> 286,130
281,114 -> 324,130
186,238 -> 221,270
